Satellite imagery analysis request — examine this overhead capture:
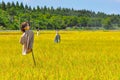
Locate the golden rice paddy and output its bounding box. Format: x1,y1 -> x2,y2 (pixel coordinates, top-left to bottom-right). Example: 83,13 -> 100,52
0,30 -> 120,80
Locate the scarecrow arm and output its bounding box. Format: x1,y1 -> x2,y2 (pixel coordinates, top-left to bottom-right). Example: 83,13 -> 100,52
20,35 -> 26,45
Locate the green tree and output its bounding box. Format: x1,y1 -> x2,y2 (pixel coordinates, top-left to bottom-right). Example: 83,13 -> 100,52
1,1 -> 6,10
11,2 -> 15,8
6,2 -> 11,10
0,17 -> 5,27
20,2 -> 24,9
79,17 -> 89,27
103,18 -> 112,29
16,1 -> 19,8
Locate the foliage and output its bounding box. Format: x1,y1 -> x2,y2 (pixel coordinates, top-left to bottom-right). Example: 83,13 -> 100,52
0,1 -> 120,30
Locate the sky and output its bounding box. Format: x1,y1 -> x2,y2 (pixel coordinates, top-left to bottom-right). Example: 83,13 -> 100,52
0,0 -> 120,14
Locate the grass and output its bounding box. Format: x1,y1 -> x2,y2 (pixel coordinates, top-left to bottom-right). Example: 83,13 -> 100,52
0,30 -> 120,80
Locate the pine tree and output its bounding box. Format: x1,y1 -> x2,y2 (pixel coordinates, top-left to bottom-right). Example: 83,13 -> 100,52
28,6 -> 32,11
7,2 -> 11,10
20,2 -> 24,9
1,1 -> 6,10
16,1 -> 19,8
25,4 -> 28,10
37,6 -> 40,11
33,7 -> 36,11
11,1 -> 15,8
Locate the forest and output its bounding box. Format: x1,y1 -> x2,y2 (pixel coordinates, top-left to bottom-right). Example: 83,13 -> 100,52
0,1 -> 120,30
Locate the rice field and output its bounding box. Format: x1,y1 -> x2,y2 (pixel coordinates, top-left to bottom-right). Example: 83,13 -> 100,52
0,30 -> 120,80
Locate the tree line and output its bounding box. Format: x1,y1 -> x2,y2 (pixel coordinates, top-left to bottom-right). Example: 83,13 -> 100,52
0,1 -> 120,30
